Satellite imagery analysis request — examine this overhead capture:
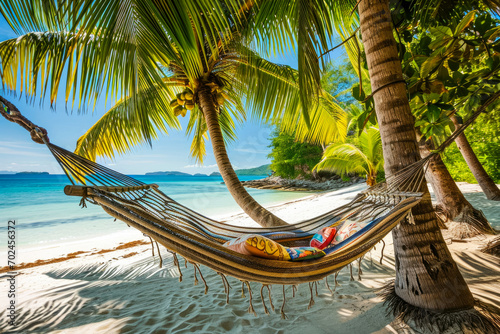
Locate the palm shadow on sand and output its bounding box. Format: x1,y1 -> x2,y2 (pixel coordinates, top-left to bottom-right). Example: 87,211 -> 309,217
3,251 -> 399,334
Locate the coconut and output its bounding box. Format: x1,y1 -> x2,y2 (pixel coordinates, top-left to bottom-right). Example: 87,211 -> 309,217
216,93 -> 224,105
169,99 -> 178,108
185,101 -> 195,110
173,105 -> 183,116
184,91 -> 194,100
177,97 -> 185,105
180,108 -> 187,117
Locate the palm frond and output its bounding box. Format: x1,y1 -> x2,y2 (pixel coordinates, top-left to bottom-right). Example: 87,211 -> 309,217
239,0 -> 296,57
358,127 -> 382,167
314,142 -> 368,176
242,0 -> 338,126
295,0 -> 338,127
186,107 -> 208,163
0,0 -> 240,108
235,49 -> 347,145
282,92 -> 348,145
75,84 -> 181,161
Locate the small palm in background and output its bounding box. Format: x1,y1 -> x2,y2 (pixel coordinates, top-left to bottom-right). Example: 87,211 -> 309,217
314,127 -> 383,186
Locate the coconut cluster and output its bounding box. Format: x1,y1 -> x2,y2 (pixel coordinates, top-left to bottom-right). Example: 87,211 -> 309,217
170,88 -> 195,117
206,83 -> 225,107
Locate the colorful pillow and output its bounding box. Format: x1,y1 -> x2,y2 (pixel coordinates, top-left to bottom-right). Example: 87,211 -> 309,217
222,234 -> 254,256
310,226 -> 337,249
286,247 -> 326,261
223,234 -> 291,261
331,220 -> 367,245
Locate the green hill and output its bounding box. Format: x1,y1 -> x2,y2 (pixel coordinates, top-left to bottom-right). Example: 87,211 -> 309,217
235,164 -> 272,176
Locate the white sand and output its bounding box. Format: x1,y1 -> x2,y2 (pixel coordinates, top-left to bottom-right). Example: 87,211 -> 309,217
0,183 -> 499,334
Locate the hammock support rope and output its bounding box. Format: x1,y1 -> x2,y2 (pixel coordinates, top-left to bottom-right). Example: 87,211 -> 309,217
1,96 -> 445,308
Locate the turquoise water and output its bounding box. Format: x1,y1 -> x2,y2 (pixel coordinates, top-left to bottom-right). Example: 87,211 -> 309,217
1,174 -> 498,250
0,174 -> 311,248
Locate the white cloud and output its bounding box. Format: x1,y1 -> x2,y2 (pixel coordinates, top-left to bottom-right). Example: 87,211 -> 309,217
0,146 -> 52,157
0,141 -> 33,149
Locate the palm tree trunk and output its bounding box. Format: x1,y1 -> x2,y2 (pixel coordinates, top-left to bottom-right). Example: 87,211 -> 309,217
358,0 -> 474,313
418,137 -> 494,234
451,116 -> 500,201
197,83 -> 287,227
418,138 -> 494,236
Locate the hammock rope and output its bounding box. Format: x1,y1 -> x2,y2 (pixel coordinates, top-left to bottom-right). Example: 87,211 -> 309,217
1,96 -> 466,312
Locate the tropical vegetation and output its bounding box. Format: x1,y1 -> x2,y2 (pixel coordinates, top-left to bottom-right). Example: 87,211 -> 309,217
244,0 -> 499,329
444,110 -> 500,185
1,0 -> 500,332
314,127 -> 383,186
268,130 -> 323,179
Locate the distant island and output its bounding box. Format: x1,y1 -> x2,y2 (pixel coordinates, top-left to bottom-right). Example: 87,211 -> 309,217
145,171 -> 192,176
0,170 -> 16,174
145,164 -> 271,177
15,171 -> 50,175
235,164 -> 271,176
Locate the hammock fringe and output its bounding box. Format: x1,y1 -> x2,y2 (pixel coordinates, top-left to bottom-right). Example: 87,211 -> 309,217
267,285 -> 275,312
281,285 -> 287,320
260,285 -> 271,315
308,282 -> 315,309
245,281 -> 257,316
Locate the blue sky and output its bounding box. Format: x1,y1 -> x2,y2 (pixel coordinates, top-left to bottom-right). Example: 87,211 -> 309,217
0,15 -> 344,175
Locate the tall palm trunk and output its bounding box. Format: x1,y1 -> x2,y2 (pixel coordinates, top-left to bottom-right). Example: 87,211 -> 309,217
418,138 -> 494,235
197,83 -> 287,227
451,116 -> 500,201
358,0 -> 474,313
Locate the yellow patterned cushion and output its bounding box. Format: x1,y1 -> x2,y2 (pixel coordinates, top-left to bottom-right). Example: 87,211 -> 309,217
223,234 -> 291,261
222,234 -> 254,255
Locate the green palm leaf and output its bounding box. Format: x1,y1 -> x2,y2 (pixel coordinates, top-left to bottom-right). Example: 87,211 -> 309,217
314,127 -> 383,184
74,83 -> 181,161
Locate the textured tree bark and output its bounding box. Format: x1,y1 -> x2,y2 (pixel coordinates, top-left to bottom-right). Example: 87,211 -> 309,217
197,83 -> 287,227
358,0 -> 474,311
451,116 -> 500,201
418,138 -> 494,235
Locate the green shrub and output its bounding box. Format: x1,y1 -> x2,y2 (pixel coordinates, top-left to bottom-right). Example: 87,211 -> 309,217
268,130 -> 323,179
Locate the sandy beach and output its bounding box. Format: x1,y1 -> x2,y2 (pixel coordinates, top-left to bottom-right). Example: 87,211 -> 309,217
0,183 -> 499,334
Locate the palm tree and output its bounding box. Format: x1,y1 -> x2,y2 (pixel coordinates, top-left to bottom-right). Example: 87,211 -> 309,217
418,135 -> 495,236
314,127 -> 383,186
356,0 -> 475,314
242,0 -> 500,327
0,1 -> 346,228
451,116 -> 500,201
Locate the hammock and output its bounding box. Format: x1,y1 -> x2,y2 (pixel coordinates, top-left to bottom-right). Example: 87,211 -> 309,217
49,140 -> 424,284
1,97 -> 430,313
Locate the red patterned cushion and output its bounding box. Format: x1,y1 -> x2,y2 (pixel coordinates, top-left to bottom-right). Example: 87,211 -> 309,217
310,226 -> 337,249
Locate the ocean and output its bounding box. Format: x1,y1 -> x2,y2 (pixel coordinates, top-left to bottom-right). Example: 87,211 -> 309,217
1,174 -> 498,259
0,174 -> 311,250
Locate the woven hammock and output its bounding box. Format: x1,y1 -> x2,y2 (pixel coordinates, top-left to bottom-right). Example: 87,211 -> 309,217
1,97 -> 433,315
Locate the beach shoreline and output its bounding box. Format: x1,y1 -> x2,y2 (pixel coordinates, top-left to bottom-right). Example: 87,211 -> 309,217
1,181 -> 495,267
0,182 -> 498,334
